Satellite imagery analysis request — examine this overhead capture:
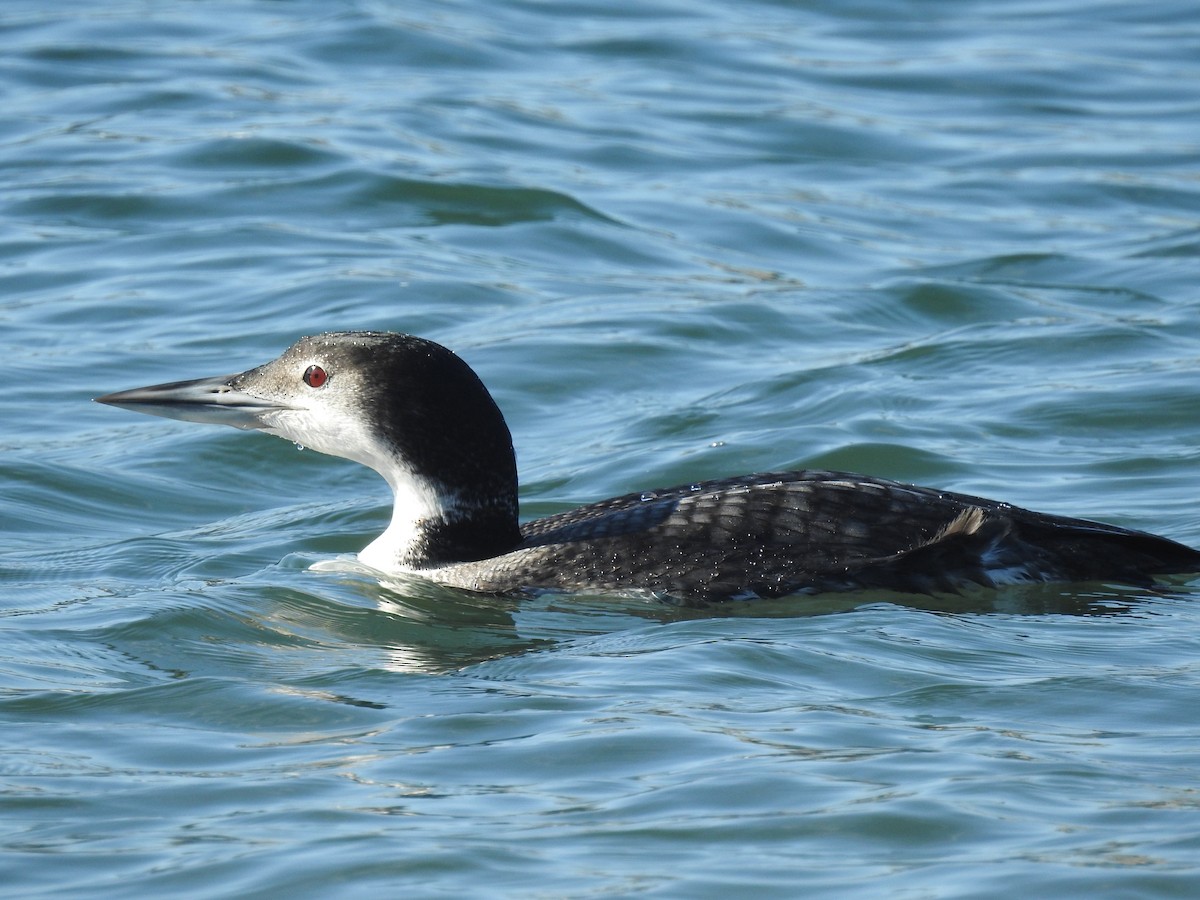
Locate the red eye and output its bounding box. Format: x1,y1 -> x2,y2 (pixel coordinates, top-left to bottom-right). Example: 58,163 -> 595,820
303,365 -> 328,388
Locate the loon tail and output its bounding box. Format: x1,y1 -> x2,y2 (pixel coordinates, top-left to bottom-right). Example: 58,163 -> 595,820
856,507 -> 1200,594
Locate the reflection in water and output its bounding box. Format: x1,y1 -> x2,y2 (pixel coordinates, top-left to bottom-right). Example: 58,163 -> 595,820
311,554 -> 1182,679
312,562 -> 547,674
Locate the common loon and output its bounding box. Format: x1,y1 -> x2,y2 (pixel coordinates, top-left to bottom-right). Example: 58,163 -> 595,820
97,331 -> 1200,601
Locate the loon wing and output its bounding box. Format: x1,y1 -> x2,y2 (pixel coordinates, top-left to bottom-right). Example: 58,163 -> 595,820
499,470 -> 1199,599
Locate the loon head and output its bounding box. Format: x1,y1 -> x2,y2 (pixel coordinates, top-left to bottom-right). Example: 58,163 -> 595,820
97,331 -> 522,570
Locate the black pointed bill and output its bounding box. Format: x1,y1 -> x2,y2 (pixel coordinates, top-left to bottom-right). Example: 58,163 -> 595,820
96,373 -> 290,431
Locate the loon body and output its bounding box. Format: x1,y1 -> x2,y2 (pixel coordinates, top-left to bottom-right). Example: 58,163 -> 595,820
97,331 -> 1200,601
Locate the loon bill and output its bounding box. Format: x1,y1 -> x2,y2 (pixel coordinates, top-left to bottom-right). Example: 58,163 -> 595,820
96,331 -> 1200,600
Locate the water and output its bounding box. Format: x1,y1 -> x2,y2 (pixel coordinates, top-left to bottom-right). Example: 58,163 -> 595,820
4,0 -> 1200,895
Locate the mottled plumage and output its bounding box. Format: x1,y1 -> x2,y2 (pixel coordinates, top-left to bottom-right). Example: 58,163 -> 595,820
437,471 -> 1200,599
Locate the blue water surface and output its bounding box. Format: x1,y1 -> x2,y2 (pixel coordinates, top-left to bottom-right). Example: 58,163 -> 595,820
3,0 -> 1200,896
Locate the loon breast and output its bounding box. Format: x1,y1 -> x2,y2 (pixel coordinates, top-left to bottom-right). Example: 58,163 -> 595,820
96,331 -> 1200,602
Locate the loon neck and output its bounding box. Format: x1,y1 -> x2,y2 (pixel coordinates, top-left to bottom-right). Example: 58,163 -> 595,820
358,466 -> 522,572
